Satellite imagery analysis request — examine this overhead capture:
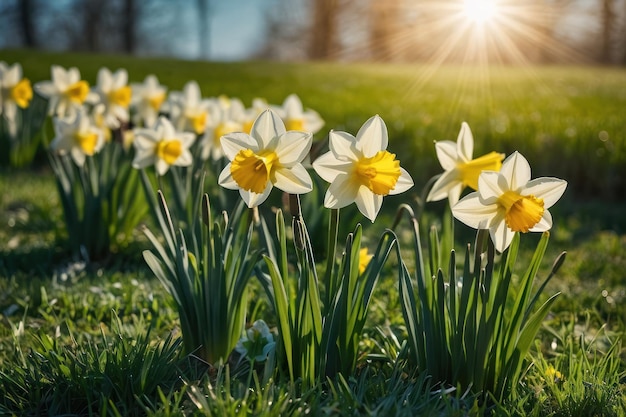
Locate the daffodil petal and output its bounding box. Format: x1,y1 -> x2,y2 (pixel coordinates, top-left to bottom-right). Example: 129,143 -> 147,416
357,115 -> 388,158
447,183 -> 465,207
133,131 -> 158,150
155,159 -> 169,176
523,178 -> 567,209
70,147 -> 86,167
490,217 -> 515,253
457,122 -> 474,162
176,150 -> 193,167
240,184 -> 272,208
389,167 -> 414,195
501,151 -> 531,191
434,140 -> 459,171
273,164 -> 313,194
427,170 -> 460,202
329,130 -> 358,160
312,152 -> 352,183
251,109 -> 286,148
221,133 -> 258,160
218,164 -> 239,190
323,174 -> 358,209
477,171 -> 504,203
283,94 -> 303,117
355,186 -> 382,222
34,81 -> 56,97
452,193 -> 499,229
275,131 -> 312,167
132,152 -> 155,170
529,210 -> 552,232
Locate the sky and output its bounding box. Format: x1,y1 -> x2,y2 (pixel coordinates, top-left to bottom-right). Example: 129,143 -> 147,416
177,0 -> 272,61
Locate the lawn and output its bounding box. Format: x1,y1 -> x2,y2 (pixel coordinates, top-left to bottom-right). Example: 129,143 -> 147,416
1,49 -> 625,416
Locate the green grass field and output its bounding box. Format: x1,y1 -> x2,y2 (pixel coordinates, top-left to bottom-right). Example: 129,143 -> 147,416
1,49 -> 625,416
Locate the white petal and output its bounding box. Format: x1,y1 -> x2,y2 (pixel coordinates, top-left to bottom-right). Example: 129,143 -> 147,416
251,109 -> 285,148
303,110 -> 324,134
221,133 -> 257,160
500,151 -> 531,191
218,164 -> 239,190
155,159 -> 170,176
67,67 -> 81,84
241,184 -> 272,208
323,174 -> 358,209
70,147 -> 86,167
132,152 -> 155,169
456,122 -> 474,162
446,183 -> 465,207
426,170 -> 460,202
282,94 -> 303,118
175,150 -> 193,167
113,69 -> 128,89
275,131 -> 312,167
329,130 -> 358,160
34,81 -> 57,97
434,140 -> 459,171
133,131 -> 158,150
355,186 -> 382,222
490,217 -> 515,253
530,209 -> 553,232
273,164 -> 313,194
523,178 -> 567,209
97,68 -> 112,92
357,115 -> 388,158
312,151 -> 352,183
477,171 -> 504,203
452,193 -> 499,229
389,167 -> 414,195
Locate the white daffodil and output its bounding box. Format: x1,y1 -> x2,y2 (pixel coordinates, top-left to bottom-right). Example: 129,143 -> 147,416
34,65 -> 94,118
0,61 -> 33,134
427,122 -> 504,207
49,109 -> 105,167
200,95 -> 245,161
88,67 -> 132,129
452,151 -> 567,253
167,80 -> 214,135
312,115 -> 414,222
272,94 -> 324,134
132,116 -> 195,176
218,108 -> 313,208
130,74 -> 167,128
234,319 -> 276,362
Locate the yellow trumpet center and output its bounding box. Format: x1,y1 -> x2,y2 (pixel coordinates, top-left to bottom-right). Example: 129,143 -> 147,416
230,149 -> 279,194
156,139 -> 183,165
11,78 -> 33,108
147,92 -> 165,111
108,86 -> 131,108
498,191 -> 545,233
354,150 -> 401,195
188,111 -> 207,135
285,118 -> 304,131
457,151 -> 504,190
65,80 -> 90,104
74,131 -> 99,155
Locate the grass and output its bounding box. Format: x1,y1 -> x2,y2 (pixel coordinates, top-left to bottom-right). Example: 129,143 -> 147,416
1,49 -> 625,415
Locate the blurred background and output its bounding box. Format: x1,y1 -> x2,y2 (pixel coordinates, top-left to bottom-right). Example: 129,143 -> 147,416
1,0 -> 626,64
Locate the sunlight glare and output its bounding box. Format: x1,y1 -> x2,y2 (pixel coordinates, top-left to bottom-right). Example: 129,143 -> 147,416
463,0 -> 498,24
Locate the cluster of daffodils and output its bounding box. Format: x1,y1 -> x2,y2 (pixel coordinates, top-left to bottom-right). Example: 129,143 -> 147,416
0,62 -> 33,136
427,122 -> 567,252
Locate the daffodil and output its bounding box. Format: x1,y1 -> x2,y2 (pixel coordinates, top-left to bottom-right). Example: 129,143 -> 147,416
452,151 -> 567,252
200,95 -> 245,161
218,109 -> 313,208
234,319 -> 276,362
358,247 -> 373,274
88,67 -> 132,129
0,61 -> 33,135
427,122 -> 505,207
312,115 -> 414,222
130,74 -> 167,128
272,94 -> 324,134
34,65 -> 95,118
167,80 -> 214,135
49,109 -> 105,167
132,116 -> 195,175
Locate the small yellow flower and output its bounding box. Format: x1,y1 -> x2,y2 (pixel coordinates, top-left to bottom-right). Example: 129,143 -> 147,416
88,67 -> 132,129
358,248 -> 373,274
49,109 -> 105,167
545,365 -> 563,381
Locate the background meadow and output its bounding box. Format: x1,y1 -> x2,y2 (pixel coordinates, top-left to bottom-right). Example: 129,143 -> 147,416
1,48 -> 625,415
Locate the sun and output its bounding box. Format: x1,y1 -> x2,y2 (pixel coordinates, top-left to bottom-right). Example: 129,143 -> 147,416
462,0 -> 498,24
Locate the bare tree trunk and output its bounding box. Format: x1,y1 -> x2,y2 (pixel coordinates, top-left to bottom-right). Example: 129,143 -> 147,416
601,0 -> 615,63
197,0 -> 210,59
122,0 -> 136,54
309,0 -> 339,59
18,0 -> 37,47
